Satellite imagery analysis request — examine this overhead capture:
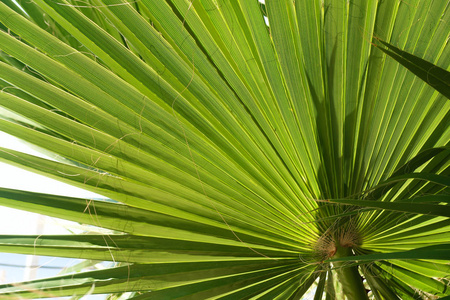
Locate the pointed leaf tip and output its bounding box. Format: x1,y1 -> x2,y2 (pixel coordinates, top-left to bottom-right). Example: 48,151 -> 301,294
373,37 -> 450,100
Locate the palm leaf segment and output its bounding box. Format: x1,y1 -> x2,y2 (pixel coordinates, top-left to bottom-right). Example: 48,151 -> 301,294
0,0 -> 448,298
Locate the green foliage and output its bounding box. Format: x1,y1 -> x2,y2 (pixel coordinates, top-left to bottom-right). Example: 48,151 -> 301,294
0,0 -> 448,298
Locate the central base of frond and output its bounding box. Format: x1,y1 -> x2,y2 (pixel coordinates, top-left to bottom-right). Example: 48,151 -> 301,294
312,223 -> 368,299
313,223 -> 361,261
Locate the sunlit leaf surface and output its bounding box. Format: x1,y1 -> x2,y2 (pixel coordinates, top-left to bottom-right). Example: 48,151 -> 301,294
0,0 -> 448,298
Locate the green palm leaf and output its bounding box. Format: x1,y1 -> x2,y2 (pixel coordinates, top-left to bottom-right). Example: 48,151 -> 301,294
0,0 -> 448,298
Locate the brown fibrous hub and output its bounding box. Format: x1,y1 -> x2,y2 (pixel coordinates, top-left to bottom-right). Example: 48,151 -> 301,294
314,232 -> 337,260
338,224 -> 360,248
314,222 -> 361,261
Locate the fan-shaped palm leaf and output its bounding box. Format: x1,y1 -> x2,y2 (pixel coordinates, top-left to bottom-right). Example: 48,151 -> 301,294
0,0 -> 448,298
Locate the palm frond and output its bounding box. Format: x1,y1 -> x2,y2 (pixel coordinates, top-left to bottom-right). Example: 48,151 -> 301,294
0,0 -> 448,298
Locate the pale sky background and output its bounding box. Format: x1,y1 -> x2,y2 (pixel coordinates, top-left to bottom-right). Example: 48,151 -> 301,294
0,131 -> 108,299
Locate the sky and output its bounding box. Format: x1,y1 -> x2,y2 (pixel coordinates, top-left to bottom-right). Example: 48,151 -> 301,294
0,131 -> 108,299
